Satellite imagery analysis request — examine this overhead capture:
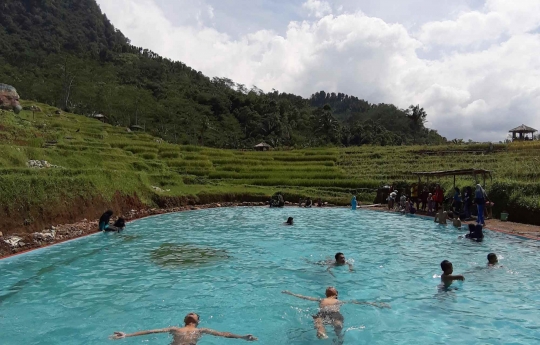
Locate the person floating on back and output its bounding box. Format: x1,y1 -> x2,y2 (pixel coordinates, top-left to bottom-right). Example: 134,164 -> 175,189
284,217 -> 294,225
110,312 -> 257,344
440,260 -> 465,287
99,210 -> 113,231
282,287 -> 389,340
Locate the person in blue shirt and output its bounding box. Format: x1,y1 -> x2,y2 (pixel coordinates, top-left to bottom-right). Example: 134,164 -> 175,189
452,187 -> 462,216
351,196 -> 357,210
475,184 -> 489,226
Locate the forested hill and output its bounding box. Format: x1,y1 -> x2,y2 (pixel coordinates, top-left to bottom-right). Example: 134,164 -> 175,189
0,0 -> 446,148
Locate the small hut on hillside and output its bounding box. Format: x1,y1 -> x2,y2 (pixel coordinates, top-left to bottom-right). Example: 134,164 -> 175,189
254,142 -> 271,151
509,124 -> 537,141
130,124 -> 144,132
93,114 -> 106,122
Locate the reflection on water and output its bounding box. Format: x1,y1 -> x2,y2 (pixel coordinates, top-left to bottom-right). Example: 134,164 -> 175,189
150,243 -> 229,268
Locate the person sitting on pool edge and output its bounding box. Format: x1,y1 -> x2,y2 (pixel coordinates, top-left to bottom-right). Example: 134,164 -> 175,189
282,287 -> 389,340
110,312 -> 257,344
440,260 -> 464,287
284,217 -> 294,225
99,210 -> 113,231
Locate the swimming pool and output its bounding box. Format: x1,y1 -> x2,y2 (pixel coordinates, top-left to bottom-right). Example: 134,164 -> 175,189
1,207 -> 540,344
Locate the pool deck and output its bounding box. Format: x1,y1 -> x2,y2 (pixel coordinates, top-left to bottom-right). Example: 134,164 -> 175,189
367,205 -> 540,240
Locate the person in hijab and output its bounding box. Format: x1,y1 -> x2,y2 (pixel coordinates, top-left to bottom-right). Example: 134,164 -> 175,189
351,196 -> 357,210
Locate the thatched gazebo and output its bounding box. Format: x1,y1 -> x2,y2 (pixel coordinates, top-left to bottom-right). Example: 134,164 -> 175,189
254,142 -> 271,151
509,124 -> 537,141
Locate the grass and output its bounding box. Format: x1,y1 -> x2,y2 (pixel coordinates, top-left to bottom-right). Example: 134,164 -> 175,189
1,101 -> 540,219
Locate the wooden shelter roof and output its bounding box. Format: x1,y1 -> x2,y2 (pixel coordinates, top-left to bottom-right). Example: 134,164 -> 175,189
254,142 -> 271,148
509,124 -> 537,133
413,168 -> 491,177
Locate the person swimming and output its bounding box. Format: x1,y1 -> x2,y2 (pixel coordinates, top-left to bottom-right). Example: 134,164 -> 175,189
282,287 -> 389,340
327,252 -> 354,276
487,253 -> 498,266
99,210 -> 113,231
284,217 -> 294,225
440,260 -> 464,288
110,313 -> 257,344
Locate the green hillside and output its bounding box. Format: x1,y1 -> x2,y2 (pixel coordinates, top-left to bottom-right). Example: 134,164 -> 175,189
0,0 -> 444,148
1,103 -> 540,234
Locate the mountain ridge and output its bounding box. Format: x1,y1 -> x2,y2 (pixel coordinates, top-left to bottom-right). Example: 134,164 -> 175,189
0,0 -> 445,147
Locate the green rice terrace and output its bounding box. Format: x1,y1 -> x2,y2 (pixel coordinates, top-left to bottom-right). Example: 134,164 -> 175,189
1,101 -> 540,233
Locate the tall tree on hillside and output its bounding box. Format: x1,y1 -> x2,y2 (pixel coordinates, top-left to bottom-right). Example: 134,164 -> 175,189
406,104 -> 428,143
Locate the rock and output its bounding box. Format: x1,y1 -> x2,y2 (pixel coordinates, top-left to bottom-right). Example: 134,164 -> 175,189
18,241 -> 26,247
0,231 -> 2,237
216,204 -> 221,207
0,84 -> 22,114
55,110 -> 62,115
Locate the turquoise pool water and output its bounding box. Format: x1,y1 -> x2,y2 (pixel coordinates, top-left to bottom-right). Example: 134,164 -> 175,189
1,208 -> 540,344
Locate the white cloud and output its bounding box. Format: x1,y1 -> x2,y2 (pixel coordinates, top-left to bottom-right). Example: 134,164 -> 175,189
302,0 -> 332,18
96,0 -> 540,142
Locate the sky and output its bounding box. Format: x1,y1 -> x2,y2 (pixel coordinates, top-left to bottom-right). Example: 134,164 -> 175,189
95,0 -> 540,141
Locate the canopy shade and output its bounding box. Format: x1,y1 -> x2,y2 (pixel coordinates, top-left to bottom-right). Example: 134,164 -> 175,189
509,124 -> 537,133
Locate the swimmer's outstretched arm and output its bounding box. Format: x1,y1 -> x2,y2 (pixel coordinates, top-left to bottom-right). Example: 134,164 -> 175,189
326,266 -> 336,277
110,327 -> 174,339
282,290 -> 321,301
347,263 -> 354,272
200,328 -> 257,341
345,300 -> 391,309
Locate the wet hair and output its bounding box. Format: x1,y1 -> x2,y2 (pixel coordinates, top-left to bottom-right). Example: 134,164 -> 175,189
184,313 -> 200,325
455,187 -> 460,192
468,224 -> 476,232
325,287 -> 338,297
105,210 -> 113,216
286,217 -> 293,225
113,217 -> 126,228
487,253 -> 497,262
440,260 -> 452,272
447,211 -> 454,218
335,252 -> 345,261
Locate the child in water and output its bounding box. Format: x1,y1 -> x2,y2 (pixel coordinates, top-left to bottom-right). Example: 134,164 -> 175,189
487,253 -> 498,266
440,260 -> 465,287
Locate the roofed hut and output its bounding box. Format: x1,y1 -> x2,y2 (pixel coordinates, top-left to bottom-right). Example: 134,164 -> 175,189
509,124 -> 537,141
254,142 -> 271,151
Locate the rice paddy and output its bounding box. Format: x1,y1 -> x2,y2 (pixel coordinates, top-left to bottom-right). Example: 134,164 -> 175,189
1,101 -> 539,222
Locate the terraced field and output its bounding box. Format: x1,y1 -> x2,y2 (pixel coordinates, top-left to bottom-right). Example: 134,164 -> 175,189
1,101 -> 540,230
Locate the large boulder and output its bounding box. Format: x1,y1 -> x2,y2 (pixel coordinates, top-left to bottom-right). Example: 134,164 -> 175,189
0,83 -> 22,114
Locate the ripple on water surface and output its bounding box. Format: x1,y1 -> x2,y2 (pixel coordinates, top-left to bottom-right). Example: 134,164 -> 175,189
1,208 -> 540,345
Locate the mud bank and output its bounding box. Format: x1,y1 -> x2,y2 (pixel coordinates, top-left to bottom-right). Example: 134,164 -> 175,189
0,200 -> 269,259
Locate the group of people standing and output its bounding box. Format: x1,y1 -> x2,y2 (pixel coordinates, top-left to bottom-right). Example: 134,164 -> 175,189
387,183 -> 492,226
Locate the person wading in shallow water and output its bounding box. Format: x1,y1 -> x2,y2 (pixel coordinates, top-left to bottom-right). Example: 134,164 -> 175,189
99,210 -> 113,231
110,313 -> 257,344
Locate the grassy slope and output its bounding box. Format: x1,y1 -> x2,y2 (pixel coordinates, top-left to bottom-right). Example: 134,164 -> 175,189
1,101 -> 539,225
